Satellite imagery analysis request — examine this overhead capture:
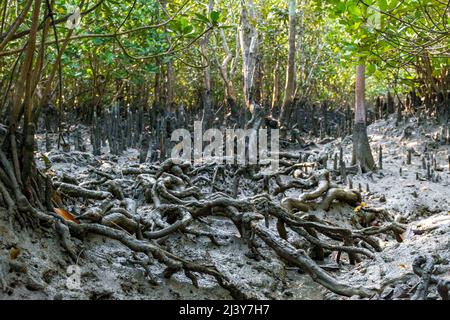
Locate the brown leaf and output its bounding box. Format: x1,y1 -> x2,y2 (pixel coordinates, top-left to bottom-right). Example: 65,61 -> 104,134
52,191 -> 63,207
9,247 -> 20,260
54,208 -> 80,224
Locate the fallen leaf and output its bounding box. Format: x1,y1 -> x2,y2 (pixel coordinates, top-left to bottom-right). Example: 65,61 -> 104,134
54,208 -> 80,224
9,247 -> 20,260
52,191 -> 63,207
399,263 -> 407,269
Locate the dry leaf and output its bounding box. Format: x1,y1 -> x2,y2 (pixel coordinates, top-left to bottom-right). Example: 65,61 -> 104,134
9,247 -> 20,260
54,208 -> 80,224
52,191 -> 63,207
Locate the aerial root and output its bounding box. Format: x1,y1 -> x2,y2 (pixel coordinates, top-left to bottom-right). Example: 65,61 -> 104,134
55,220 -> 78,261
0,154 -> 412,299
67,222 -> 252,299
412,255 -> 450,300
291,226 -> 375,259
53,181 -> 112,200
252,223 -> 375,298
280,169 -> 361,213
320,187 -> 360,210
251,194 -> 395,266
0,260 -> 10,293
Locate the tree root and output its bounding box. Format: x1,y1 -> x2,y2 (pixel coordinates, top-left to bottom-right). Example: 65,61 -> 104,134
252,223 -> 374,298
280,169 -> 361,213
412,255 -> 449,300
272,179 -> 309,196
1,150 -> 414,300
55,220 -> 78,261
102,212 -> 139,234
320,187 -> 360,211
121,167 -> 158,175
53,181 -> 112,200
281,197 -> 316,212
78,201 -> 114,222
0,259 -> 10,293
143,210 -> 193,239
105,180 -> 124,200
354,222 -> 406,243
67,222 -> 251,299
251,195 -> 383,260
298,170 -> 330,202
291,226 -> 375,259
437,279 -> 450,300
411,255 -> 435,300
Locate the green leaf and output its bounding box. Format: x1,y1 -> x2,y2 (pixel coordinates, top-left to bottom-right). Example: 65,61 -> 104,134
387,0 -> 397,10
337,2 -> 346,13
194,13 -> 210,24
183,25 -> 194,34
210,10 -> 221,24
367,63 -> 376,75
144,64 -> 158,73
218,25 -> 235,30
104,52 -> 114,64
101,2 -> 112,16
378,0 -> 387,11
353,21 -> 362,30
347,4 -> 361,17
179,17 -> 189,30
92,38 -> 106,45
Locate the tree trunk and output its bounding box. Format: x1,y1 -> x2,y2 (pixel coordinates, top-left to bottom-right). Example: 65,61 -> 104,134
270,60 -> 280,116
352,64 -> 375,172
239,0 -> 258,111
279,0 -> 296,128
19,0 -> 42,186
201,0 -> 213,129
214,28 -> 239,124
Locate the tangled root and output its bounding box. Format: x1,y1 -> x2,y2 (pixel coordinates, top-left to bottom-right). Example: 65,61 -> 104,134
281,169 -> 361,213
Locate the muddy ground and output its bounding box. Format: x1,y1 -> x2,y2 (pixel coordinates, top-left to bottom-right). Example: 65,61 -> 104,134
0,115 -> 449,300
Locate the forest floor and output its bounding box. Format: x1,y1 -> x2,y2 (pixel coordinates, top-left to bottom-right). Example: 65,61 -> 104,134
0,115 -> 449,300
